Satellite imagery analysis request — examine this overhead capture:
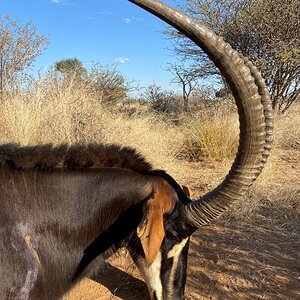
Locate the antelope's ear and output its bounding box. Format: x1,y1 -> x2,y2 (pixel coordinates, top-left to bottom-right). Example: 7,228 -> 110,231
137,183 -> 176,264
182,185 -> 192,197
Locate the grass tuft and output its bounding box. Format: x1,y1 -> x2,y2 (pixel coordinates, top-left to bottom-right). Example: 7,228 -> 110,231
179,104 -> 239,161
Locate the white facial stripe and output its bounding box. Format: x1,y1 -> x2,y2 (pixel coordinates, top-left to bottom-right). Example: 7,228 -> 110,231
137,238 -> 188,300
167,238 -> 188,296
167,238 -> 188,259
137,252 -> 163,300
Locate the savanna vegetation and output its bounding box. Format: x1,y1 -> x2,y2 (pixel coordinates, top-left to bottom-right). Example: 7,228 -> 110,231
0,0 -> 299,299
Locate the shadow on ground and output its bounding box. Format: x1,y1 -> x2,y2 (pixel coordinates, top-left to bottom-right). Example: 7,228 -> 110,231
92,262 -> 149,300
90,203 -> 300,300
65,200 -> 299,300
185,204 -> 300,300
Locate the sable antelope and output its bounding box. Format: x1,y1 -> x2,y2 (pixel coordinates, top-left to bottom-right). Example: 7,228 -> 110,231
0,0 -> 273,299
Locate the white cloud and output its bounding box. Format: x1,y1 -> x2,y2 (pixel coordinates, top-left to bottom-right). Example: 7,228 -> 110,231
114,57 -> 130,64
124,18 -> 132,24
51,0 -> 75,6
99,10 -> 112,15
123,17 -> 144,24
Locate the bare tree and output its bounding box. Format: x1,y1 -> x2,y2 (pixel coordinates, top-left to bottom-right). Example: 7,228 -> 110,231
168,0 -> 300,113
0,15 -> 49,99
167,63 -> 200,113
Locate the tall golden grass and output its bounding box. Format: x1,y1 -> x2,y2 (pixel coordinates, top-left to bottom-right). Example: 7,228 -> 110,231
253,105 -> 300,208
0,77 -> 184,177
179,103 -> 239,161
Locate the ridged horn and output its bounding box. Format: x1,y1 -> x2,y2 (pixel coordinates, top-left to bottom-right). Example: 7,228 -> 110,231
129,0 -> 273,229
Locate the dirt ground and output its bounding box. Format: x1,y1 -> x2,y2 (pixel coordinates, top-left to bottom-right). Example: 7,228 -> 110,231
63,149 -> 300,300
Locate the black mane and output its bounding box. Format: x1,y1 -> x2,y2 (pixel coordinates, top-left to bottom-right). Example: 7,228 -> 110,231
0,143 -> 152,172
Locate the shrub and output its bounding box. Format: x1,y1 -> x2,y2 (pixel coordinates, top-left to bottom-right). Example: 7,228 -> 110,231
180,104 -> 239,161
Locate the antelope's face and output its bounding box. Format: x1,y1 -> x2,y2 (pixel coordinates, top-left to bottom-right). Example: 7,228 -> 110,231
136,239 -> 190,300
132,205 -> 191,300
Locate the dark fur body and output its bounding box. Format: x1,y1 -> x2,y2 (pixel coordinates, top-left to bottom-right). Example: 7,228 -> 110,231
0,143 -> 189,299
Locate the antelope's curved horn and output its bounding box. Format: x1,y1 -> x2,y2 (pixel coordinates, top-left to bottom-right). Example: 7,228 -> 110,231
129,0 -> 273,229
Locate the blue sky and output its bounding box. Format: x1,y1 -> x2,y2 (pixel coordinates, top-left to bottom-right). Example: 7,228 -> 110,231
1,0 -> 186,92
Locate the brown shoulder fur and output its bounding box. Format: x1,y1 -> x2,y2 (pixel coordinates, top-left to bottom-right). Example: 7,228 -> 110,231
0,143 -> 152,172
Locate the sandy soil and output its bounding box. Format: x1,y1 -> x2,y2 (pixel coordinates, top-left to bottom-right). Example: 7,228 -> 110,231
63,150 -> 300,300
63,214 -> 300,300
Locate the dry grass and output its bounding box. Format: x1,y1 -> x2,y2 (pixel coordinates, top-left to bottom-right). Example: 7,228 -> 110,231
0,77 -> 185,178
252,103 -> 300,211
179,103 -> 239,161
273,104 -> 300,150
